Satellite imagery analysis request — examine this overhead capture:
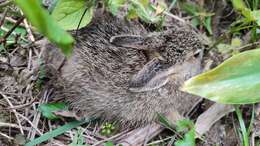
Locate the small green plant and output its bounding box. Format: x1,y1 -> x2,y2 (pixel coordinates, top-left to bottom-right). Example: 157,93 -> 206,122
181,2 -> 213,35
231,0 -> 260,41
0,21 -> 28,51
174,119 -> 195,146
39,102 -> 68,120
69,128 -> 90,146
158,114 -> 195,146
100,122 -> 116,136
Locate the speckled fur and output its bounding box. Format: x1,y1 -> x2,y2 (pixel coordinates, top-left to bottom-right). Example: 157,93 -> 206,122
51,12 -> 203,126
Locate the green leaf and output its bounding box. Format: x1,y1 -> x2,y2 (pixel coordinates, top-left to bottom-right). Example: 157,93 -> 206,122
158,113 -> 175,132
182,48 -> 260,104
47,0 -> 58,13
252,10 -> 260,26
242,9 -> 255,21
52,0 -> 94,30
14,0 -> 74,56
174,129 -> 195,146
39,103 -> 67,120
174,119 -> 195,146
231,0 -> 247,11
180,2 -> 200,16
24,119 -> 94,146
106,0 -> 126,15
103,141 -> 115,146
231,0 -> 260,24
203,16 -> 212,35
139,0 -> 149,7
129,0 -> 160,23
191,17 -> 200,27
127,4 -> 139,19
176,119 -> 194,132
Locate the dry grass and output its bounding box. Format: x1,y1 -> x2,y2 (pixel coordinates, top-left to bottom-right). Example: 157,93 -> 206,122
1,1 -> 260,146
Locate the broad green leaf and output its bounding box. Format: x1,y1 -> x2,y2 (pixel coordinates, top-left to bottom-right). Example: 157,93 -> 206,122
52,0 -> 94,30
24,119 -> 94,146
106,0 -> 126,15
39,103 -> 67,120
14,0 -> 74,56
182,48 -> 260,104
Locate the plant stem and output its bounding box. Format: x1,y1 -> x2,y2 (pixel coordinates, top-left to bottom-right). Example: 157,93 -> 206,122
247,104 -> 255,134
235,105 -> 249,146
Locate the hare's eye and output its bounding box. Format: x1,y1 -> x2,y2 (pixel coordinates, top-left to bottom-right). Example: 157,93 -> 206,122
193,49 -> 203,58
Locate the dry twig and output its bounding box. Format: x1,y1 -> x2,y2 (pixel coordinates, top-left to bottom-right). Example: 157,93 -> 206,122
0,92 -> 24,135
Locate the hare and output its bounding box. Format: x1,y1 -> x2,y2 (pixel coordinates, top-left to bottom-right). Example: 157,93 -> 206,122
41,11 -> 204,126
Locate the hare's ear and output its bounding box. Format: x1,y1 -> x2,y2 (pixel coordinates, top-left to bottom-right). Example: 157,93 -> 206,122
129,58 -> 174,92
110,35 -> 146,50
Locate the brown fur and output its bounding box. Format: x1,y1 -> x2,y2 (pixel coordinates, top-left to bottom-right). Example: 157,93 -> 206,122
44,12 -> 203,126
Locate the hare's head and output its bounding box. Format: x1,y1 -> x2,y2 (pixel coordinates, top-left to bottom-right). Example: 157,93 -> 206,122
110,31 -> 203,93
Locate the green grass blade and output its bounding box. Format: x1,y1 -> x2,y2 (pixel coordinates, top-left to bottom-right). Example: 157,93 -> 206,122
25,118 -> 95,146
235,106 -> 249,146
247,104 -> 255,134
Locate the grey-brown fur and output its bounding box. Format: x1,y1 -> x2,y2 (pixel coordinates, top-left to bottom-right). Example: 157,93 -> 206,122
44,12 -> 203,126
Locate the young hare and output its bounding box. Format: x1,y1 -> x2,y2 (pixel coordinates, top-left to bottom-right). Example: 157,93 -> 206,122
41,11 -> 204,126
